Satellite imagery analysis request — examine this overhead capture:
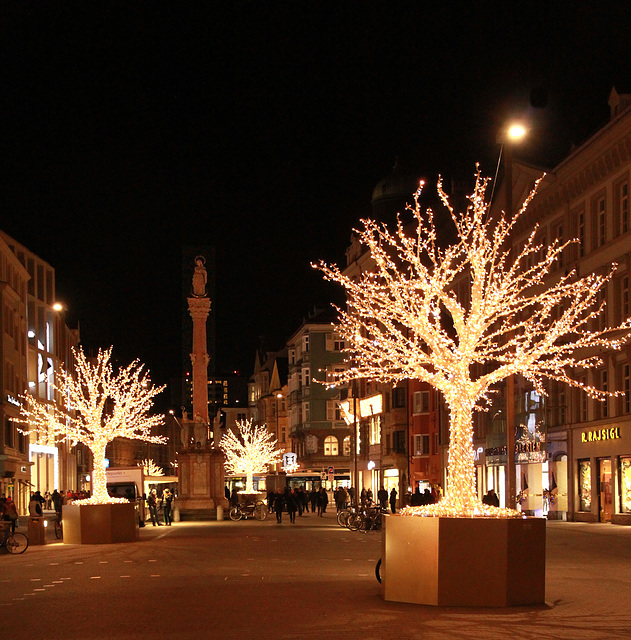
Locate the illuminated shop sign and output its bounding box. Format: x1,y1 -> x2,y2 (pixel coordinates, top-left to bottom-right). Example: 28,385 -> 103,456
581,427 -> 621,443
339,393 -> 383,425
6,394 -> 20,407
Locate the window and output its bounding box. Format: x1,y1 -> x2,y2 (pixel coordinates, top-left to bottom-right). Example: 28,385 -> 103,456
578,459 -> 592,511
368,415 -> 381,445
597,196 -> 606,247
392,387 -> 406,408
580,376 -> 588,421
577,210 -> 585,257
620,456 -> 631,513
601,370 -> 609,419
343,436 -> 351,457
414,434 -> 430,456
4,417 -> 14,448
624,365 -> 631,415
326,400 -> 341,421
289,349 -> 296,365
302,334 -> 310,353
622,276 -> 630,321
554,221 -> 564,268
324,435 -> 338,456
302,402 -> 310,423
620,181 -> 629,235
413,390 -> 430,414
302,368 -> 310,387
392,430 -> 406,454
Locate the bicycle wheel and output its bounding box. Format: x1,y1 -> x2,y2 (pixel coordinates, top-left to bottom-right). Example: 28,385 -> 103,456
372,513 -> 382,531
336,510 -> 349,528
254,505 -> 267,521
347,513 -> 363,531
6,532 -> 29,554
229,507 -> 242,521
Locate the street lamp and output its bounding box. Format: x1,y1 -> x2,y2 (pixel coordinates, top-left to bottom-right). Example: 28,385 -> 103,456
499,120 -> 527,510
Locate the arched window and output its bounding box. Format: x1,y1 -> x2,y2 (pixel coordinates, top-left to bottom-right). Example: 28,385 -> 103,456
343,436 -> 351,457
324,435 -> 338,456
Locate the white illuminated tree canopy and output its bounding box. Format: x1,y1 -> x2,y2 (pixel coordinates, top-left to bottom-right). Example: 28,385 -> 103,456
20,346 -> 166,504
219,419 -> 283,494
317,168 -> 631,517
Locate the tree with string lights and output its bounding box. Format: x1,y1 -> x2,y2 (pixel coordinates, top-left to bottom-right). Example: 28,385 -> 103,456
19,346 -> 166,504
316,168 -> 631,518
219,419 -> 283,494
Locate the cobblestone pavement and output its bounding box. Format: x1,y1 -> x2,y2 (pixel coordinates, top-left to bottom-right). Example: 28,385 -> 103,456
1,511 -> 631,640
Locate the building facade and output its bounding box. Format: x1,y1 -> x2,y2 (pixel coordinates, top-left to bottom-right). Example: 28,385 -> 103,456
286,309 -> 351,490
0,232 -> 82,509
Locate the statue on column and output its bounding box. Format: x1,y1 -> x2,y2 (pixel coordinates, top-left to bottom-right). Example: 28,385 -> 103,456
193,413 -> 208,449
192,256 -> 207,297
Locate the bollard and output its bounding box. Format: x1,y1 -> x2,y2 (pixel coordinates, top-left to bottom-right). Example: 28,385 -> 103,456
216,505 -> 224,521
28,517 -> 47,545
172,505 -> 180,522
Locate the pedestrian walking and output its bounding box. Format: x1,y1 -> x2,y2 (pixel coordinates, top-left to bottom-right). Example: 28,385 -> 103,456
317,487 -> 328,517
274,490 -> 285,524
377,486 -> 388,510
286,488 -> 298,523
309,489 -> 318,513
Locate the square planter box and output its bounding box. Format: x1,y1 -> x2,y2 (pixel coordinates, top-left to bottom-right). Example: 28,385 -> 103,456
63,502 -> 139,545
382,515 -> 546,607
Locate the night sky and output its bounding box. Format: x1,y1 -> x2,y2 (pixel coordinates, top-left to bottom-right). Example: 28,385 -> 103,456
3,3 -> 631,398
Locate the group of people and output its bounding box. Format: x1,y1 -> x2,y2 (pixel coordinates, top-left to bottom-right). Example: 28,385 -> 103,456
265,487 -> 330,523
409,485 -> 440,506
146,488 -> 174,526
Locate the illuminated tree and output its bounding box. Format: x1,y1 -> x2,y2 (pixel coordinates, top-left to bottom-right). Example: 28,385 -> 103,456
317,169 -> 631,517
20,346 -> 166,504
219,419 -> 283,494
140,459 -> 164,476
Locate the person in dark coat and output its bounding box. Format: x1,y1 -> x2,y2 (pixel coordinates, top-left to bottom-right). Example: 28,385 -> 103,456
310,489 -> 318,513
317,487 -> 328,517
300,488 -> 309,514
285,488 -> 298,523
230,488 -> 239,507
377,487 -> 388,510
274,490 -> 285,523
389,487 -> 397,514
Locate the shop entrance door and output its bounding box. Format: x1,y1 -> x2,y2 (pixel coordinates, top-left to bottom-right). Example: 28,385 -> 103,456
598,459 -> 613,523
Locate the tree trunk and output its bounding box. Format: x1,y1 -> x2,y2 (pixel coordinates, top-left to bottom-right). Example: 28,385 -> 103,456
90,443 -> 110,503
444,401 -> 478,511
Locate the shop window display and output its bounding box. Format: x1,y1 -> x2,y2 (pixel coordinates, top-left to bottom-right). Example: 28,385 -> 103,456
620,457 -> 631,513
579,459 -> 591,511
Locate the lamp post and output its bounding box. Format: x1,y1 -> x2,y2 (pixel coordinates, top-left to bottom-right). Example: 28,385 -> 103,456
499,121 -> 527,509
276,393 -> 283,477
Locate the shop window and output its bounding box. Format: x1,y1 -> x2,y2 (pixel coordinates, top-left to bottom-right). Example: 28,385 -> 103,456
342,436 -> 351,457
619,457 -> 631,514
324,435 -> 338,456
578,459 -> 592,511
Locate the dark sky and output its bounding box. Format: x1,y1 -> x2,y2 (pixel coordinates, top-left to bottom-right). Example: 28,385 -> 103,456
2,3 -> 631,395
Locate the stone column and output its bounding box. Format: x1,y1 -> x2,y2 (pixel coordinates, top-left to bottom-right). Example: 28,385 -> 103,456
187,296 -> 211,426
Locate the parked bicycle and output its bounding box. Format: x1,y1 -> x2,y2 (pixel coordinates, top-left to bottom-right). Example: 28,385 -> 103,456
0,523 -> 29,554
347,504 -> 384,532
229,501 -> 267,521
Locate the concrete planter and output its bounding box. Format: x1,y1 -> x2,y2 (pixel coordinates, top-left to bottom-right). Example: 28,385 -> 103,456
63,502 -> 139,545
382,515 -> 546,607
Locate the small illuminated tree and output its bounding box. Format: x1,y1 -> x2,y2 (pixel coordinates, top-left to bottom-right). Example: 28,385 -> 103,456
316,168 -> 631,517
19,346 -> 166,505
140,459 -> 164,477
219,419 -> 283,494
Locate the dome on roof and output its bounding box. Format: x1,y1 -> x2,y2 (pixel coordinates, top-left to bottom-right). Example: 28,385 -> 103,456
371,158 -> 422,219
